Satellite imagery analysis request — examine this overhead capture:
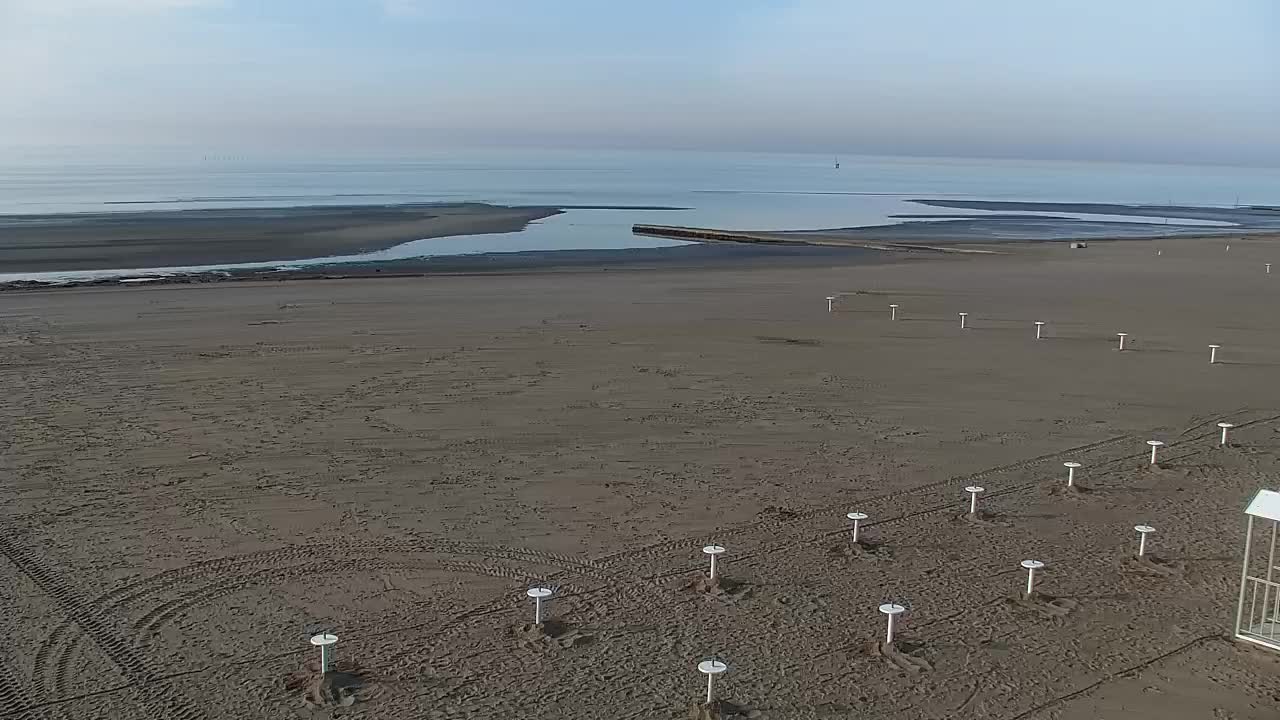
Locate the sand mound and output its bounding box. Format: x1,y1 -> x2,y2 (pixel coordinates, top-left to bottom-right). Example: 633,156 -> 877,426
959,510 -> 1011,528
285,659 -> 380,710
684,575 -> 753,603
515,620 -> 593,651
868,638 -> 933,673
686,699 -> 761,720
1050,483 -> 1094,499
826,538 -> 890,559
1009,591 -> 1079,620
1139,462 -> 1188,476
1123,554 -> 1186,577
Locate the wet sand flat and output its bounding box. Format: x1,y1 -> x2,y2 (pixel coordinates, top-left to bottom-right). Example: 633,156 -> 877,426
1,235 -> 1279,718
636,201 -> 1280,251
0,203 -> 561,271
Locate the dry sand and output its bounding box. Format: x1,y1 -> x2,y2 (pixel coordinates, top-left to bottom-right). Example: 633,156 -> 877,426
1,234 -> 1279,719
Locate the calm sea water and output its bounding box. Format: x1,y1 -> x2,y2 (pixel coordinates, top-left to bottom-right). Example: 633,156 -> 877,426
1,147 -> 1277,280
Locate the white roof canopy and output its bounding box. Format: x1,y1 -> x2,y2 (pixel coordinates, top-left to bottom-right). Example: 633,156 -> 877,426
1245,489 -> 1280,522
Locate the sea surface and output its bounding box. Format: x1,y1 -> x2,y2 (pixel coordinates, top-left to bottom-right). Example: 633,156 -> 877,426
1,146 -> 1277,281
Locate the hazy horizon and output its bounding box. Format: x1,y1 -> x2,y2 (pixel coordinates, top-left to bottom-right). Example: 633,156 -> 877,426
2,1 -> 1277,167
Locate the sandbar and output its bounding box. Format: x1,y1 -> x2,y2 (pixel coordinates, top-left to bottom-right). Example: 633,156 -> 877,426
0,203 -> 564,272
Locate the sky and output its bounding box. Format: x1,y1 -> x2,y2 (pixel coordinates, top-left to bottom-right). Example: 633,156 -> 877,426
1,0 -> 1277,165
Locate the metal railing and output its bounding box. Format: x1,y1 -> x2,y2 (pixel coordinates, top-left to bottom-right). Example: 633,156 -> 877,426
1237,575 -> 1280,651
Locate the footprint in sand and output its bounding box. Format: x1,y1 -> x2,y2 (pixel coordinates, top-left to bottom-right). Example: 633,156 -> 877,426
1049,483 -> 1095,500
285,659 -> 382,710
826,539 -> 891,559
1122,555 -> 1186,578
1008,591 -> 1079,620
1139,463 -> 1191,479
514,619 -> 594,651
686,699 -> 763,720
868,638 -> 934,674
959,511 -> 1011,528
683,575 -> 754,604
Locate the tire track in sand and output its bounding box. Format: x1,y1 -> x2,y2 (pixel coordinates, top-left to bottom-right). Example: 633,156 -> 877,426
0,533 -> 208,720
33,538 -> 641,704
595,432 -> 1137,566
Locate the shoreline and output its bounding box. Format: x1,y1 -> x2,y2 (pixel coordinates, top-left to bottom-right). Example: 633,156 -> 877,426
1,228 -> 1271,293
632,223 -> 1003,254
3,229 -> 1274,294
0,242 -> 887,292
2,198 -> 1277,292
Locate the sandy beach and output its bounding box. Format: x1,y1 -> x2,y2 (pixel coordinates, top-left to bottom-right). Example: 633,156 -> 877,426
2,233 -> 1280,719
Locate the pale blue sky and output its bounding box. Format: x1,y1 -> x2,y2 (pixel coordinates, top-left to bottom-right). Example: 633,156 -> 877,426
1,0 -> 1277,164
